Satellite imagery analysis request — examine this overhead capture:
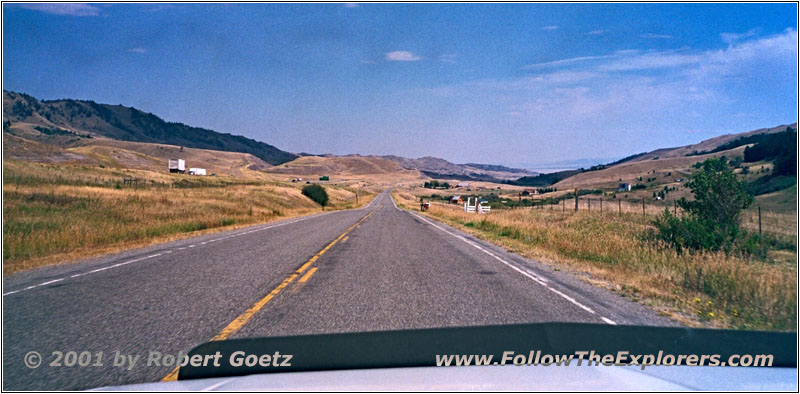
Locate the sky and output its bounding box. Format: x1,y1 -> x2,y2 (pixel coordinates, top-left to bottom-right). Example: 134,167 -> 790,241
3,3 -> 797,169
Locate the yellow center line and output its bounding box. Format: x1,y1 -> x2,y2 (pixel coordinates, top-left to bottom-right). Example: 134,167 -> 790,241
298,267 -> 318,283
162,210 -> 374,381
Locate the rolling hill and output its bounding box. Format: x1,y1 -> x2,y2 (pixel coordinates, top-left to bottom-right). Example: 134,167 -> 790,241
267,155 -> 409,176
3,90 -> 296,165
511,123 -> 797,189
372,155 -> 537,181
614,123 -> 796,164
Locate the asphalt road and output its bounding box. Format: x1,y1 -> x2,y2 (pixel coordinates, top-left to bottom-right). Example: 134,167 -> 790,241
3,190 -> 673,390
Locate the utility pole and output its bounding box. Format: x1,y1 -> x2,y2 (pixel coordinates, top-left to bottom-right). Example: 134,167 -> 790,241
618,199 -> 621,215
600,199 -> 603,214
642,198 -> 646,217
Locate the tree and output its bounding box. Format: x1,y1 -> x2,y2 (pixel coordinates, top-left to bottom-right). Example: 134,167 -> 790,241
656,157 -> 754,252
681,158 -> 753,236
302,184 -> 329,208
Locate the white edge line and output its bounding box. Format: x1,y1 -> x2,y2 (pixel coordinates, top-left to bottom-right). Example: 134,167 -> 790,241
3,211 -> 335,297
601,317 -> 618,325
201,378 -> 235,391
407,211 -> 618,325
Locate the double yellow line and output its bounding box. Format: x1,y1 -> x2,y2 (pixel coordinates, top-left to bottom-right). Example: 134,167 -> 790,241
162,210 -> 374,381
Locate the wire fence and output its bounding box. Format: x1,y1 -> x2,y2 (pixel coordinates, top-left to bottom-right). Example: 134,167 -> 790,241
424,197 -> 795,237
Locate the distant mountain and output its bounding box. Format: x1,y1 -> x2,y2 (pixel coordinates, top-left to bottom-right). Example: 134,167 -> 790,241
372,155 -> 538,181
462,163 -> 533,174
508,170 -> 583,187
3,90 -> 296,165
546,123 -> 797,191
614,123 -> 797,165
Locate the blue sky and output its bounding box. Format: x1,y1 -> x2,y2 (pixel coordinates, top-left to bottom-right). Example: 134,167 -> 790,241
3,3 -> 797,169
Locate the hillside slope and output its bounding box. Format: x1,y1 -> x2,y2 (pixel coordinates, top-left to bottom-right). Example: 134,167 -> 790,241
375,155 -> 537,181
620,123 -> 796,164
3,90 -> 296,165
266,155 -> 423,178
3,126 -> 277,178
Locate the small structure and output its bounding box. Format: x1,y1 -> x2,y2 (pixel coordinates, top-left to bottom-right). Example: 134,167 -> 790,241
456,182 -> 470,188
168,159 -> 186,173
464,197 -> 491,214
450,195 -> 463,204
618,183 -> 632,192
464,197 -> 476,213
188,168 -> 206,176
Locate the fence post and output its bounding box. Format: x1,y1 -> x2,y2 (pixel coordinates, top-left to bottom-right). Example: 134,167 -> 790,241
574,189 -> 579,211
600,199 -> 603,214
758,206 -> 762,236
642,199 -> 646,217
618,199 -> 621,215
674,200 -> 677,216
562,199 -> 565,213
587,198 -> 590,212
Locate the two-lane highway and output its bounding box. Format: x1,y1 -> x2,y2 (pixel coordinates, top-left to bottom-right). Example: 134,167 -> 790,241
3,191 -> 672,390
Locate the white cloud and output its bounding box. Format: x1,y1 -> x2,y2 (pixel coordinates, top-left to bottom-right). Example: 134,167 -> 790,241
146,5 -> 173,13
18,3 -> 100,16
386,51 -> 421,62
641,33 -> 672,39
721,28 -> 758,44
587,29 -> 608,35
523,54 -> 620,69
127,48 -> 147,54
542,25 -> 559,31
438,54 -> 457,63
598,51 -> 702,72
420,29 -> 797,135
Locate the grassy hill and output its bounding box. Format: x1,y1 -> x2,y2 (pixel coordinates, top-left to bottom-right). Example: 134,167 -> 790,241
375,155 -> 537,181
3,130 -> 278,178
3,158 -> 375,274
3,90 -> 296,165
617,123 -> 796,164
265,155 -> 425,187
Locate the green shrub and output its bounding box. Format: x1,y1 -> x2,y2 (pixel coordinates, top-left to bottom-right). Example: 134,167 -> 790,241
655,157 -> 754,254
302,184 -> 329,207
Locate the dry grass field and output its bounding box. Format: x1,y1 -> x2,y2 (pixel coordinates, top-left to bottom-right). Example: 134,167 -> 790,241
3,130 -> 278,178
554,146 -> 747,190
393,190 -> 796,331
3,159 -> 375,274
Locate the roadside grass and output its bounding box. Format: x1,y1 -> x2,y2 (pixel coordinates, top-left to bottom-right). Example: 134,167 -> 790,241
392,191 -> 796,331
3,160 -> 374,275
